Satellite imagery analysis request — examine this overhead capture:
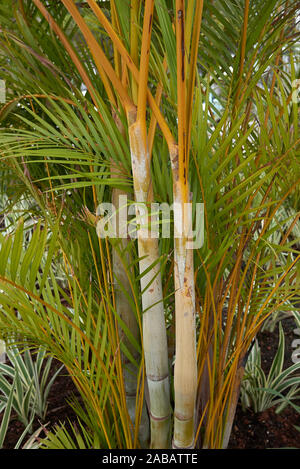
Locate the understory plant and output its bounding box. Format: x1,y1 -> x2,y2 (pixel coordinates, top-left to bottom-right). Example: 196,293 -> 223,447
0,373 -> 44,449
0,0 -> 299,449
240,322 -> 300,414
38,420 -> 100,450
0,344 -> 63,426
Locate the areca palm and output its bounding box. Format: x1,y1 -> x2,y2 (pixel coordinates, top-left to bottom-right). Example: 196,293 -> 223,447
0,0 -> 299,449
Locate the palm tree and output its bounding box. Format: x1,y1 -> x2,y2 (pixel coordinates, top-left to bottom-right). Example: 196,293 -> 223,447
0,0 -> 299,449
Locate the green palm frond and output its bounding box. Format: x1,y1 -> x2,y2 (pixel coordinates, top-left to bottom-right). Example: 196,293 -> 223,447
0,0 -> 299,449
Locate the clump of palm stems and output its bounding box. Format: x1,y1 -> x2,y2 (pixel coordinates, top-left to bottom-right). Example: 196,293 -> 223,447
0,0 -> 299,449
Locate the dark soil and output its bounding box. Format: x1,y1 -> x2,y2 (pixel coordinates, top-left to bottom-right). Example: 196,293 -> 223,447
228,403 -> 300,449
228,316 -> 300,449
0,359 -> 82,449
1,317 -> 300,449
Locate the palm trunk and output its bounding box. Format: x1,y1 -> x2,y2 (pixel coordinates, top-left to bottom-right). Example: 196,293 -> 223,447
173,243 -> 197,448
111,109 -> 150,448
171,145 -> 197,449
128,116 -> 171,449
221,364 -> 245,449
111,184 -> 150,448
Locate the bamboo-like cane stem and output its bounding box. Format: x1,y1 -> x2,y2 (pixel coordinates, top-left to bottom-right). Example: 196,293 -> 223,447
173,243 -> 197,448
126,1 -> 171,448
128,117 -> 171,449
171,145 -> 197,449
221,364 -> 245,449
112,185 -> 150,448
111,108 -> 149,447
171,0 -> 198,448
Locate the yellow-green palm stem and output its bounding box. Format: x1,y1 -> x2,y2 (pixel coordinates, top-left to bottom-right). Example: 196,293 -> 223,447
171,146 -> 197,449
172,239 -> 197,448
111,196 -> 150,448
128,118 -> 171,449
221,363 -> 245,449
111,104 -> 149,447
